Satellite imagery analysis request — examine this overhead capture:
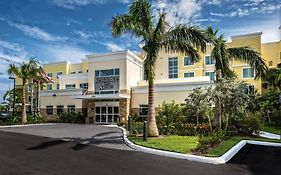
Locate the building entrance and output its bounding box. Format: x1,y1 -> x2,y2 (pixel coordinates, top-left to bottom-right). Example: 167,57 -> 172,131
95,106 -> 119,123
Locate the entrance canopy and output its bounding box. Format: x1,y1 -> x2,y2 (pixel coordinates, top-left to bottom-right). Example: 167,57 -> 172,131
71,94 -> 130,100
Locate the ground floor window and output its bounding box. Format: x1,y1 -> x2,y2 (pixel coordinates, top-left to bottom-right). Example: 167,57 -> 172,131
139,104 -> 148,117
67,105 -> 75,113
184,72 -> 195,78
46,106 -> 53,115
57,105 -> 64,115
66,84 -> 76,89
245,85 -> 255,95
80,83 -> 88,90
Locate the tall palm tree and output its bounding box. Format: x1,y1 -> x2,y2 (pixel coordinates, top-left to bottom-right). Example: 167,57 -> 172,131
111,0 -> 208,136
8,58 -> 41,124
206,27 -> 268,128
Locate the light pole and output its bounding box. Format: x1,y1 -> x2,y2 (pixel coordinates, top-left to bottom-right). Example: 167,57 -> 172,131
9,77 -> 16,116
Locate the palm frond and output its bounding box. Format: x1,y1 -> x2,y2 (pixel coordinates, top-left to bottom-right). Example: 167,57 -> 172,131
166,25 -> 208,53
228,47 -> 268,79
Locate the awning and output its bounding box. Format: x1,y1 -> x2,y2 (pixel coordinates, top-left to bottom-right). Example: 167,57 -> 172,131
71,93 -> 130,100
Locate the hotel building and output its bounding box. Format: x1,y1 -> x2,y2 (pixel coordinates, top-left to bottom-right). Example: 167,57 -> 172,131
16,32 -> 281,124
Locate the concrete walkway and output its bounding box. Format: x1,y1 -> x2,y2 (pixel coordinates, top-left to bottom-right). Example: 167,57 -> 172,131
259,131 -> 281,140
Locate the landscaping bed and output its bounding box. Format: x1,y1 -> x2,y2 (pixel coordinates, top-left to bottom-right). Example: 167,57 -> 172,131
261,125 -> 281,135
128,135 -> 281,157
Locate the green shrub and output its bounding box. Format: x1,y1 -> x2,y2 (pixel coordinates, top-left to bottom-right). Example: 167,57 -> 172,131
157,101 -> 183,135
197,130 -> 227,152
57,112 -> 84,123
27,114 -> 46,124
173,123 -> 212,136
229,113 -> 261,135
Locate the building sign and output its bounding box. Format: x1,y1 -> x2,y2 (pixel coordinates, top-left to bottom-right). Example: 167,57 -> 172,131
95,76 -> 119,91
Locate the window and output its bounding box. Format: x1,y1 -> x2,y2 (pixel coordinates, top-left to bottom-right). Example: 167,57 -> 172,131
205,56 -> 215,65
245,85 -> 255,95
78,71 -> 83,74
57,72 -> 62,79
168,57 -> 178,79
184,72 -> 195,78
70,72 -> 76,74
95,68 -> 120,77
205,72 -> 216,81
56,84 -> 60,90
80,83 -> 88,90
184,56 -> 194,66
86,69 -> 89,73
47,73 -> 52,77
95,90 -> 118,95
243,68 -> 255,78
67,105 -> 75,113
46,106 -> 53,115
65,84 -> 76,89
47,84 -> 52,90
139,105 -> 148,117
56,105 -> 64,115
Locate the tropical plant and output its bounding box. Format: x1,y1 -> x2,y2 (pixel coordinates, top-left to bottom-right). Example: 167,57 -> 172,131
266,63 -> 281,91
206,27 -> 268,128
3,88 -> 23,112
157,101 -> 183,135
8,58 -> 41,124
111,0 -> 208,136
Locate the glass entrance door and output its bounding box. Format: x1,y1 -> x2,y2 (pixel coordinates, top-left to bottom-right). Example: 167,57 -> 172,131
95,106 -> 119,124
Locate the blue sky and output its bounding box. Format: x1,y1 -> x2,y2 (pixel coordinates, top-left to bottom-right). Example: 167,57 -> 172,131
0,0 -> 280,101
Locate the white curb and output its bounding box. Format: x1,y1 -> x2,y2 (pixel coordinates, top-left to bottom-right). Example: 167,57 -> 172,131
259,131 -> 281,140
117,126 -> 281,164
0,123 -> 56,128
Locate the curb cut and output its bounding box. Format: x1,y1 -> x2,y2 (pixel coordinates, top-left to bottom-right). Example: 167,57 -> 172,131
117,126 -> 281,164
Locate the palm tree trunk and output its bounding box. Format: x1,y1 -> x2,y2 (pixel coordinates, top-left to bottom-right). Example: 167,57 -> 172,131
22,80 -> 27,124
147,76 -> 159,137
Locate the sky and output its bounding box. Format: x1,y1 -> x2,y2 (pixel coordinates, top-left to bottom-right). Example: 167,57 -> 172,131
0,0 -> 280,101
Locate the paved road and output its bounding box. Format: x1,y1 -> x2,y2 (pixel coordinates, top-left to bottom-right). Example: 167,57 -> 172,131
0,123 -> 130,150
0,124 -> 280,175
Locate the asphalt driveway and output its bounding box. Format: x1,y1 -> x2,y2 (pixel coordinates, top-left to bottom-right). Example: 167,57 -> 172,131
0,123 -> 130,150
0,124 -> 280,175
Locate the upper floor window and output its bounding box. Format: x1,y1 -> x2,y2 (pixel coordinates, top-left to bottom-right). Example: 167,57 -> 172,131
205,56 -> 215,65
80,83 -> 88,90
205,71 -> 216,81
184,56 -> 194,66
47,73 -> 52,77
56,84 -> 60,90
243,68 -> 255,78
57,72 -> 62,79
65,84 -> 76,89
95,68 -> 120,77
70,72 -> 76,74
184,72 -> 195,78
78,71 -> 83,74
47,84 -> 52,90
168,57 -> 178,79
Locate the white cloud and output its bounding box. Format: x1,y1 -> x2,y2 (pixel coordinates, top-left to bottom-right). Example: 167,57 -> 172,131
0,17 -> 67,42
104,43 -> 124,52
52,0 -> 130,9
223,18 -> 281,43
152,0 -> 201,26
73,30 -> 106,39
43,44 -> 91,63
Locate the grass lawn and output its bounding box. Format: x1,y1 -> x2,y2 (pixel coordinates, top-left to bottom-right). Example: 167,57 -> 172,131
128,135 -> 281,157
128,135 -> 198,154
261,125 -> 281,135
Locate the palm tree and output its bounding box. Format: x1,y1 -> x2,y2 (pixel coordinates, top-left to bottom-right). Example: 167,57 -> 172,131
266,63 -> 281,91
111,0 -> 208,136
206,27 -> 268,128
8,58 -> 41,124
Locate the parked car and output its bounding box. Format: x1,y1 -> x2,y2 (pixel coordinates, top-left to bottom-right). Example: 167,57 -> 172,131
0,113 -> 10,119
